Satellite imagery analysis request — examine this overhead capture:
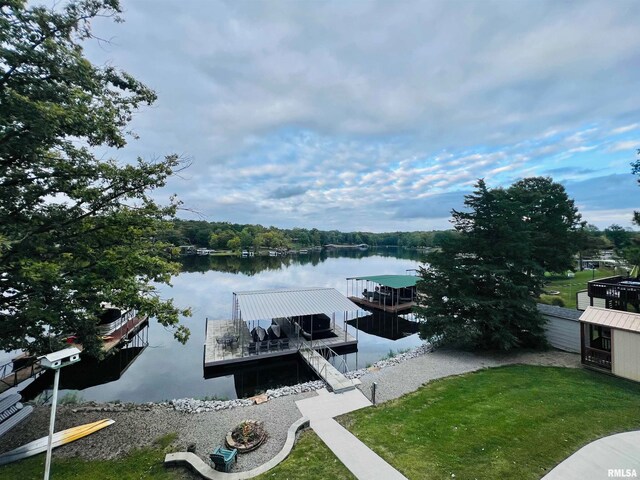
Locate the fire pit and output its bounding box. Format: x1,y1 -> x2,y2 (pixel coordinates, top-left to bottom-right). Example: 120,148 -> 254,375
225,420 -> 267,453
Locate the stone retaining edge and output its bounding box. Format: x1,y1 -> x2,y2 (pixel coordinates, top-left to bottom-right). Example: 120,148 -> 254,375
164,416 -> 311,480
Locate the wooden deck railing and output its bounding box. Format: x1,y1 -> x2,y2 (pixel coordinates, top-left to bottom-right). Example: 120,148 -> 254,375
582,346 -> 612,370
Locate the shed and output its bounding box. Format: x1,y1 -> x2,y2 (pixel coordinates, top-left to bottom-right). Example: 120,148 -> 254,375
537,303 -> 581,353
579,307 -> 640,382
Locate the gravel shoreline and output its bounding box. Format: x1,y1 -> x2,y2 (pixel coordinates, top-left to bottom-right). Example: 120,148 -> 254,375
0,345 -> 579,474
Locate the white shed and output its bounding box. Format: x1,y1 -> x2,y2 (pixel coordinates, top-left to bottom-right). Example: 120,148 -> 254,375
580,307 -> 640,382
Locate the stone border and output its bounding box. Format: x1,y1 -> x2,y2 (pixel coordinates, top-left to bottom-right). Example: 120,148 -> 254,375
164,416 -> 310,479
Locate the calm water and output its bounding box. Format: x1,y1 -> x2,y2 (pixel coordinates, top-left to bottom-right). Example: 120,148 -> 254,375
15,248 -> 427,403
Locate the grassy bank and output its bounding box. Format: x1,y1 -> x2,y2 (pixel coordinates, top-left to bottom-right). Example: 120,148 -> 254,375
339,365 -> 640,479
539,268 -> 617,308
0,433 -> 181,480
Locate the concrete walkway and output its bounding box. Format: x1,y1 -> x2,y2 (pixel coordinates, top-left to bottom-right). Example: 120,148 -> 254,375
296,388 -> 407,480
543,431 -> 640,480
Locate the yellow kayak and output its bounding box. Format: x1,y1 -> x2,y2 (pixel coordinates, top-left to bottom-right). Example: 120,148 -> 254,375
0,418 -> 114,465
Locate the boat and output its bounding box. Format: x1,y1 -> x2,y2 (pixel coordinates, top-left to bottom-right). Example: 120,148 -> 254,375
0,418 -> 114,466
291,313 -> 331,340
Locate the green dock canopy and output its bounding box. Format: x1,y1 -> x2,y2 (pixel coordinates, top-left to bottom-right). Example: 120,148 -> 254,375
349,275 -> 418,289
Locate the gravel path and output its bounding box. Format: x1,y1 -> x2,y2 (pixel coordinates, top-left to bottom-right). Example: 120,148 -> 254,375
0,347 -> 579,474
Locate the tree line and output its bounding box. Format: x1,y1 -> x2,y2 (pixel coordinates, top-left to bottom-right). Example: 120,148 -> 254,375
160,219 -> 459,251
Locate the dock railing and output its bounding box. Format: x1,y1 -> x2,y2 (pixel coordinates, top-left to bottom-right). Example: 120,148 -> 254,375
299,343 -> 327,379
0,359 -> 41,392
304,338 -> 349,374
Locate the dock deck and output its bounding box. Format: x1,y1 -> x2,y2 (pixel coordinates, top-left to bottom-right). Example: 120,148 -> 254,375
203,319 -> 357,368
348,296 -> 415,314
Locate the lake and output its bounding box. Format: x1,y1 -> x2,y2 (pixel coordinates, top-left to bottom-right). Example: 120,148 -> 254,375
17,248 -> 427,403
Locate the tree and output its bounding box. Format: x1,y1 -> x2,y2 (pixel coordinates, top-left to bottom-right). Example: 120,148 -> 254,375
574,224 -> 610,270
227,236 -> 241,251
0,0 -> 190,356
415,178 -> 579,351
508,177 -> 581,273
604,224 -> 630,252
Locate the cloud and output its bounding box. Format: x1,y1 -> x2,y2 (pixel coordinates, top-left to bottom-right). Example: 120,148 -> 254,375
608,140 -> 639,152
564,173 -> 638,213
268,185 -> 309,199
390,191 -> 469,220
612,123 -> 639,134
543,167 -> 598,176
80,0 -> 640,231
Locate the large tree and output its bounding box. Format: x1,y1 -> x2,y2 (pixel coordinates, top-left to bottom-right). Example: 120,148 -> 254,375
416,177 -> 580,351
508,177 -> 580,273
0,0 -> 190,356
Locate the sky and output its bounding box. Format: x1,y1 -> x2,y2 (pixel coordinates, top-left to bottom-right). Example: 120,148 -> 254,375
85,0 -> 640,232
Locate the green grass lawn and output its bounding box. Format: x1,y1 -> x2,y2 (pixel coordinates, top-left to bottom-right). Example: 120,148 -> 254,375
0,433 -> 182,480
539,268 -> 617,308
339,365 -> 640,480
255,430 -> 355,480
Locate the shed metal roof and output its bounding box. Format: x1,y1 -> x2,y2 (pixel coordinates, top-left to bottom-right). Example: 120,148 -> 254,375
579,307 -> 640,334
234,287 -> 360,321
537,303 -> 582,321
348,275 -> 418,289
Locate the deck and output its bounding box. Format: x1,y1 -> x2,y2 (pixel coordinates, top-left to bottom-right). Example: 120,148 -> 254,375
348,296 -> 415,314
203,319 -> 357,368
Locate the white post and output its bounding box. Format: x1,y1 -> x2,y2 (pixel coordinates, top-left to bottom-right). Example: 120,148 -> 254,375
44,368 -> 60,480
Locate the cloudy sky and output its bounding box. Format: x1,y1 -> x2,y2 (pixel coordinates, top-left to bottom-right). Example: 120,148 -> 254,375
86,0 -> 640,232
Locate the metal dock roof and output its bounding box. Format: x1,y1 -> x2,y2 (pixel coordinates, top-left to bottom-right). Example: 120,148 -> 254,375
347,275 -> 418,289
233,287 -> 360,321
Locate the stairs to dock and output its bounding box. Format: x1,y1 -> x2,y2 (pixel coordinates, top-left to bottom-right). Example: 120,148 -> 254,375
298,344 -> 356,393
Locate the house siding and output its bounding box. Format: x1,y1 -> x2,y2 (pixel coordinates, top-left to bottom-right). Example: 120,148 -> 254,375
538,304 -> 581,353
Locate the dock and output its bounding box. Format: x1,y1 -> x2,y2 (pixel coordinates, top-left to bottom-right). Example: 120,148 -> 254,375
0,315 -> 149,395
348,296 -> 415,314
203,319 -> 357,368
0,363 -> 42,395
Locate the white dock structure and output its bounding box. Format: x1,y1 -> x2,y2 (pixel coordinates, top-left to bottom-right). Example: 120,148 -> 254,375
203,288 -> 361,392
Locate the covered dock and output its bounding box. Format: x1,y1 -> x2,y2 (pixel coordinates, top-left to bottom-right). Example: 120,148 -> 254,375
347,275 -> 418,314
203,288 -> 361,392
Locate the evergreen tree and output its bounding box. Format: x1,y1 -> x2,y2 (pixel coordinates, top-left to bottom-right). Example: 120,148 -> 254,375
416,178 -> 579,351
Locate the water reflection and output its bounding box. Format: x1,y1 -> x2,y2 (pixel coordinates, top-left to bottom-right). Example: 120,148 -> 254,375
204,354 -> 319,399
15,248 -> 426,403
347,311 -> 419,341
